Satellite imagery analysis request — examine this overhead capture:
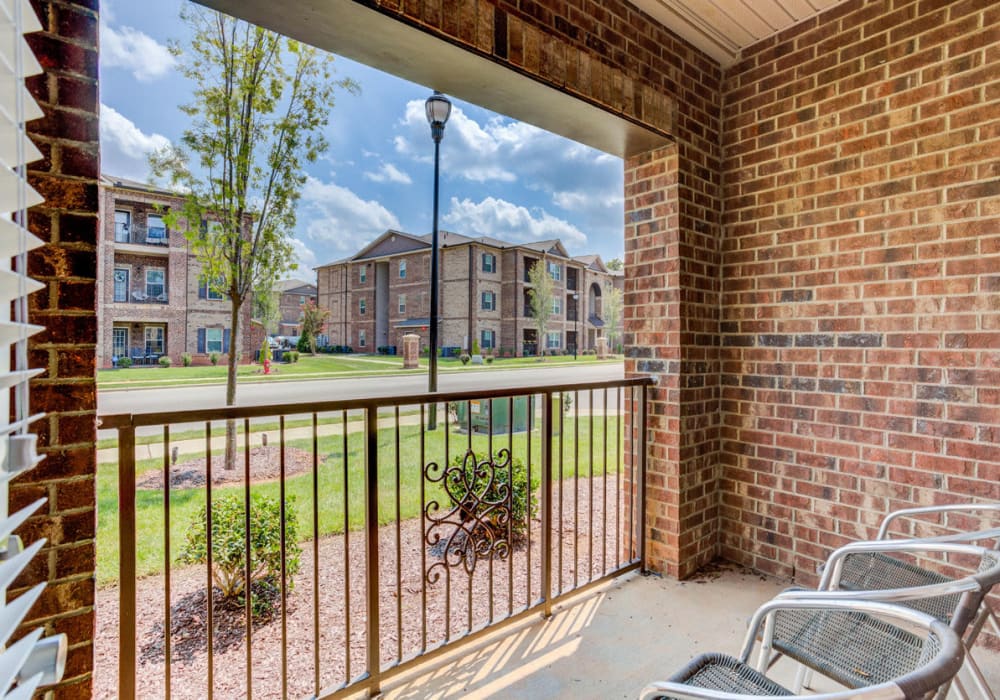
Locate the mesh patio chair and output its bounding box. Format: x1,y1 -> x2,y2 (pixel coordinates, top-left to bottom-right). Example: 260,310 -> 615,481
640,598 -> 964,700
762,541 -> 1000,700
875,503 -> 1000,548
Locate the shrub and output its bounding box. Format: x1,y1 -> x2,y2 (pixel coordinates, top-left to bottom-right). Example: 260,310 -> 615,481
181,352 -> 193,367
471,339 -> 480,355
117,356 -> 132,369
297,332 -> 312,354
561,391 -> 573,413
210,352 -> 220,366
180,494 -> 301,617
259,339 -> 272,365
485,355 -> 494,364
459,353 -> 470,365
286,350 -> 300,363
158,355 -> 172,368
447,451 -> 539,542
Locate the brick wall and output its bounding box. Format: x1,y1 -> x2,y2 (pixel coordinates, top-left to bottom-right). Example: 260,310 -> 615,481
15,0 -> 99,696
720,0 -> 1000,581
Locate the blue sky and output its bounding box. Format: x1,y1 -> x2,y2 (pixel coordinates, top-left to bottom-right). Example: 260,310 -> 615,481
98,1 -> 625,272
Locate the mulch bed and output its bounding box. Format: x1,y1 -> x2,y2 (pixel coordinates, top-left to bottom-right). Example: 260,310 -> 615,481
136,446 -> 315,490
94,476 -> 629,699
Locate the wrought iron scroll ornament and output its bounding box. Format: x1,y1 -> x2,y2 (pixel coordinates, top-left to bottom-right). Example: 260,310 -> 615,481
425,448 -> 513,583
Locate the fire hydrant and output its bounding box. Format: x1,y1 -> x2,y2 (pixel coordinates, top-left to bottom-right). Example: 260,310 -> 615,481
263,358 -> 271,375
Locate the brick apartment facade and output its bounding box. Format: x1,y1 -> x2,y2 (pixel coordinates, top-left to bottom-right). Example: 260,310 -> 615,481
14,0 -> 1000,691
316,229 -> 623,356
96,176 -> 254,368
274,279 -> 317,336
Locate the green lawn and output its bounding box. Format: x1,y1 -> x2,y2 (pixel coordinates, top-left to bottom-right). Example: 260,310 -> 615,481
97,413 -> 623,583
98,353 -> 622,389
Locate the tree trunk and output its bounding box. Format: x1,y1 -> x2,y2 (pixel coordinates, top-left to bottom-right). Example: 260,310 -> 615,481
224,300 -> 242,470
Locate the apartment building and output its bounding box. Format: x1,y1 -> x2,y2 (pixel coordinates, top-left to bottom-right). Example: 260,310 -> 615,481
316,229 -> 622,356
273,279 -> 318,336
97,175 -> 253,368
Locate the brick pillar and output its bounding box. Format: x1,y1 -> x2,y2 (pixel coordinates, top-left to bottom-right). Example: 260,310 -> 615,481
624,142 -> 722,579
13,1 -> 99,697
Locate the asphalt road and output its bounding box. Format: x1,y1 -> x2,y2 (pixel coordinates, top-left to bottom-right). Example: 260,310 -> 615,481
98,363 -> 625,426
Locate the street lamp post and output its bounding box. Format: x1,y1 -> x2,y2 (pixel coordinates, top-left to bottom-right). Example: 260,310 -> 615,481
572,292 -> 579,360
425,91 -> 451,428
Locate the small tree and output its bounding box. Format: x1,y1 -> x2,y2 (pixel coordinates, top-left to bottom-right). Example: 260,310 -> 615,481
606,257 -> 624,271
150,6 -> 357,470
527,259 -> 555,360
299,300 -> 329,354
603,286 -> 623,352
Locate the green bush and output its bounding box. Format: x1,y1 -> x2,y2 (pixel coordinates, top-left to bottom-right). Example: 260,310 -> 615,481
117,356 -> 132,369
181,352 -> 193,367
471,339 -> 480,355
209,352 -> 220,366
296,332 -> 311,353
286,350 -> 300,363
179,494 -> 301,617
447,451 -> 538,542
158,355 -> 172,368
459,353 -> 470,365
485,355 -> 494,364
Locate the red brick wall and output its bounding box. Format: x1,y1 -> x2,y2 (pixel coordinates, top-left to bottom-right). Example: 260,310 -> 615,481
15,0 -> 99,696
720,0 -> 1000,581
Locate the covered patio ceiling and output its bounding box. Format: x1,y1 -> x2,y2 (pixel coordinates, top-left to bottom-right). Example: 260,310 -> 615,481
629,0 -> 849,67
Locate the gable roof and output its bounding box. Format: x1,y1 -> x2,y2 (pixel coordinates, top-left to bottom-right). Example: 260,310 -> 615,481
276,279 -> 316,294
354,229 -> 430,260
573,254 -> 608,272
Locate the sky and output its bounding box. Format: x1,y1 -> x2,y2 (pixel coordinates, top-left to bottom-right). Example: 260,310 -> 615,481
98,1 -> 625,273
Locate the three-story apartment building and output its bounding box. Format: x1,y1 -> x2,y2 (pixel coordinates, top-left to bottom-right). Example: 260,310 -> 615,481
316,229 -> 622,356
97,175 -> 253,368
273,279 -> 318,337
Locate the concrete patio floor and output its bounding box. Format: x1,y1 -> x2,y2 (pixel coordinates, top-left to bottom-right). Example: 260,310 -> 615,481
379,564 -> 1000,699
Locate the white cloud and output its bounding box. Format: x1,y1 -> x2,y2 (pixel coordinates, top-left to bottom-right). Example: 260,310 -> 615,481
100,103 -> 171,181
443,197 -> 587,246
290,237 -> 318,272
298,176 -> 400,259
100,20 -> 175,82
363,162 -> 412,185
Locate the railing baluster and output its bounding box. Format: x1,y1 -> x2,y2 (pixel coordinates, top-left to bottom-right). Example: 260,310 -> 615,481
118,424 -> 137,700
420,404 -> 427,652
205,422 -> 213,700
312,413 -> 320,695
557,393 -> 564,595
541,391 -> 553,618
603,387 -> 608,575
488,400 -> 494,625
243,419 -> 252,700
163,425 -> 171,699
280,416 -> 288,698
574,391 -> 580,590
526,396 -> 532,605
588,389 -> 594,582
364,405 -> 381,694
342,409 -> 351,681
616,387 -> 622,567
394,406 -> 402,662
507,396 -> 514,617
639,384 -> 649,571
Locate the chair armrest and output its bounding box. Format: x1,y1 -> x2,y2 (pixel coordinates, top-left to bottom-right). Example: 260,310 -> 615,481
878,503 -> 1000,540
818,539 -> 986,590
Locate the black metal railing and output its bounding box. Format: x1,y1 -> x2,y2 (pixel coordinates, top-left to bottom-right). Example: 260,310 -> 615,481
100,377 -> 651,699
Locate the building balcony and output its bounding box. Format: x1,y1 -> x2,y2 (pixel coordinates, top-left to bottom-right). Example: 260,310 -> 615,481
113,227 -> 171,254
113,292 -> 169,304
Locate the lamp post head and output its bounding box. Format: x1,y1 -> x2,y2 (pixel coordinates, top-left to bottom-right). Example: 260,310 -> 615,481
425,91 -> 452,143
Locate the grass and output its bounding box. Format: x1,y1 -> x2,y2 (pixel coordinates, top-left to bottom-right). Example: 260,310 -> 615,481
98,353 -> 622,389
96,412 -> 623,584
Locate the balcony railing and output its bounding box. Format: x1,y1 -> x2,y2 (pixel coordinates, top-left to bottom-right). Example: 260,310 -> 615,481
100,377 -> 651,699
115,291 -> 168,304
113,225 -> 169,246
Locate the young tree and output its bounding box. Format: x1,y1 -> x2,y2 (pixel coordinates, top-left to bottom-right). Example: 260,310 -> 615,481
603,286 -> 623,352
527,259 -> 555,360
299,300 -> 330,354
151,6 -> 357,469
606,257 -> 624,271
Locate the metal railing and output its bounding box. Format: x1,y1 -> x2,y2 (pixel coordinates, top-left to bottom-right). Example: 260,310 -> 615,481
101,377 -> 651,699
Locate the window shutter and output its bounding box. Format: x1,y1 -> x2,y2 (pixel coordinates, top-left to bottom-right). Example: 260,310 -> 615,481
223,329 -> 231,353
198,280 -> 206,299
0,0 -> 68,691
197,328 -> 206,353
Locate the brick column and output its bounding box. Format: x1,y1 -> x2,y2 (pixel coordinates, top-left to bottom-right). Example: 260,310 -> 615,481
13,1 -> 99,697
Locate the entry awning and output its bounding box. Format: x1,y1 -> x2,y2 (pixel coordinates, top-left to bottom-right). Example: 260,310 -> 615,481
588,314 -> 604,328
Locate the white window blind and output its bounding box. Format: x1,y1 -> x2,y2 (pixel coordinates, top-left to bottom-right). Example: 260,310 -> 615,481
0,0 -> 68,693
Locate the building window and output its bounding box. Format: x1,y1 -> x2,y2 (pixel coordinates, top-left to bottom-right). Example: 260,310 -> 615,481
359,266 -> 367,283
145,326 -> 165,355
552,297 -> 561,315
207,277 -> 224,300
299,295 -> 306,304
481,291 -> 496,311
145,269 -> 165,300
547,261 -> 561,281
546,331 -> 561,349
398,294 -> 406,314
399,260 -> 407,278
359,330 -> 366,347
113,268 -> 129,302
359,298 -> 366,315
112,327 -> 128,358
480,329 -> 495,350
114,210 -> 130,242
147,214 -> 166,242
205,327 -> 223,354
482,253 -> 496,273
